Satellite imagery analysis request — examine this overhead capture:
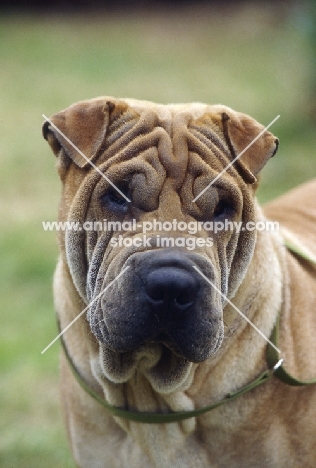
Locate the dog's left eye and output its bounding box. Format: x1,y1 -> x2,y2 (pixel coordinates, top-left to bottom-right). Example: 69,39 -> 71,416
100,188 -> 129,212
213,200 -> 234,219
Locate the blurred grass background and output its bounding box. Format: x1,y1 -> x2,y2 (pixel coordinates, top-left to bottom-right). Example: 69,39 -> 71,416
0,2 -> 315,467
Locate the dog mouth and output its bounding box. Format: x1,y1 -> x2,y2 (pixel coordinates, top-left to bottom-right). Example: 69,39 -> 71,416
88,249 -> 224,391
149,332 -> 196,360
91,308 -> 224,364
98,340 -> 195,393
151,332 -> 176,350
93,321 -> 224,394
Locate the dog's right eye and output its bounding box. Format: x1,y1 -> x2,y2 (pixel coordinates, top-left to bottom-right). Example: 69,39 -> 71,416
100,188 -> 129,213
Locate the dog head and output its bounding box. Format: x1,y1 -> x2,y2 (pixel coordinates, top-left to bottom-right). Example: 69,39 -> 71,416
43,98 -> 278,392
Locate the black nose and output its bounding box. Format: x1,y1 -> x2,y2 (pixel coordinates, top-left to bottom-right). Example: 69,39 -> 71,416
145,267 -> 199,312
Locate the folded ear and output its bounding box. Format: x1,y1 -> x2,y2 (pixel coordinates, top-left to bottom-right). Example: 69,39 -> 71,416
221,110 -> 279,183
42,100 -> 114,168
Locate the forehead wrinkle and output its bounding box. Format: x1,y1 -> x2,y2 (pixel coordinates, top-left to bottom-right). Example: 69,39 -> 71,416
189,124 -> 230,156
187,128 -> 232,173
101,104 -> 232,190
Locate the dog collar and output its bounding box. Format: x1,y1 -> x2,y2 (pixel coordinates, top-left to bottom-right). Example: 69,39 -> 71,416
60,329 -> 283,423
60,240 -> 316,423
266,238 -> 316,386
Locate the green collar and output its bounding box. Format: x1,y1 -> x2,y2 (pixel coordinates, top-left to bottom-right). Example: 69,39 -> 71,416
60,330 -> 283,423
266,238 -> 316,386
60,239 -> 316,423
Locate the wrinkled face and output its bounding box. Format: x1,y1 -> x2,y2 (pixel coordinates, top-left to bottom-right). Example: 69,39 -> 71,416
44,98 -> 278,391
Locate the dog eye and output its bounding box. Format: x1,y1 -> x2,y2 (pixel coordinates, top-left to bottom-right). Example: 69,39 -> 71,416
213,200 -> 234,219
100,187 -> 129,212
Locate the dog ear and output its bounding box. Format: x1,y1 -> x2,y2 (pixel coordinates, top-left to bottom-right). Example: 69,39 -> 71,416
42,100 -> 114,168
220,111 -> 279,183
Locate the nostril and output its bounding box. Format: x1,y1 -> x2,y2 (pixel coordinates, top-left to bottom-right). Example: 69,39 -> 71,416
146,285 -> 165,304
145,268 -> 199,310
175,293 -> 194,307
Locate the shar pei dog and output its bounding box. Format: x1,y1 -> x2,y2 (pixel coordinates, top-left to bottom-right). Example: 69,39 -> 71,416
43,97 -> 316,468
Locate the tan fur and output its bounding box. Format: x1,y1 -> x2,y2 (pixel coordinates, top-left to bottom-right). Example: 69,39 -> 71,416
44,98 -> 316,467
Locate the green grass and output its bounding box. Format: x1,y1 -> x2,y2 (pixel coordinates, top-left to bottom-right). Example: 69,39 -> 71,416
1,4 -> 315,467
